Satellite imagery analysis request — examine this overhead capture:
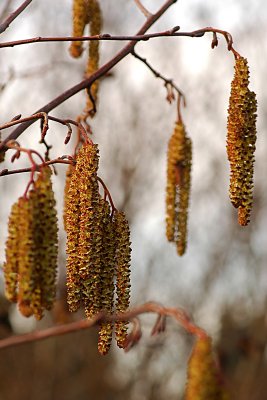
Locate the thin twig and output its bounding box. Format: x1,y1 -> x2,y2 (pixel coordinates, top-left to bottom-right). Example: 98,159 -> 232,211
3,0 -> 178,145
131,49 -> 185,103
134,0 -> 152,18
0,157 -> 73,176
0,27 -> 235,50
0,302 -> 207,351
0,0 -> 32,34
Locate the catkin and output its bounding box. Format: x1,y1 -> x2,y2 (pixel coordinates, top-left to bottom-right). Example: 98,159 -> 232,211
97,199 -> 117,356
32,166 -> 58,313
166,121 -> 192,255
4,201 -> 21,303
69,0 -> 90,58
227,56 -> 257,226
4,166 -> 58,320
65,141 -> 132,354
84,0 -> 102,117
185,336 -> 229,400
65,142 -> 101,313
114,211 -> 132,349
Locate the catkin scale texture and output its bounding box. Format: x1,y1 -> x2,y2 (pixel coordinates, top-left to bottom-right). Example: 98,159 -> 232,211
3,167 -> 58,320
85,0 -> 102,117
185,337 -> 229,400
166,122 -> 192,256
114,211 -> 132,349
227,57 -> 257,226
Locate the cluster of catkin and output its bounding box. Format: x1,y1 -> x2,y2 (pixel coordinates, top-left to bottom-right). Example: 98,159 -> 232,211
185,336 -> 229,400
166,121 -> 192,256
69,0 -> 102,117
4,166 -> 58,320
227,56 -> 257,226
64,141 -> 131,355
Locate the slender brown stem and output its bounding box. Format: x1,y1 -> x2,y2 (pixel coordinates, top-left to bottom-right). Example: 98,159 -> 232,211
134,0 -> 152,18
0,0 -> 32,34
0,302 -> 207,351
97,176 -> 117,213
0,157 -> 72,177
131,49 -> 185,101
4,0 -> 178,145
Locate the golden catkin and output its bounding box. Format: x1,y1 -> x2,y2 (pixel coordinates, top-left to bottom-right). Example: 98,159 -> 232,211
185,336 -> 229,400
8,166 -> 59,320
65,142 -> 100,313
84,0 -> 102,117
3,201 -> 20,303
17,196 -> 36,318
227,56 -> 257,226
32,166 -> 58,313
114,211 -> 131,349
63,163 -> 75,231
98,199 -> 117,355
166,121 -> 192,255
69,0 -> 90,58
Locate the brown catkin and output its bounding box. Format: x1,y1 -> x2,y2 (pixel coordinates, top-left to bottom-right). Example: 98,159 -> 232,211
32,166 -> 58,313
98,199 -> 117,355
84,0 -> 102,117
114,211 -> 131,349
10,166 -> 59,320
69,0 -> 90,58
65,142 -> 101,313
185,336 -> 229,400
166,121 -> 192,256
63,163 -> 75,231
4,201 -> 20,303
17,196 -> 36,318
227,56 -> 257,226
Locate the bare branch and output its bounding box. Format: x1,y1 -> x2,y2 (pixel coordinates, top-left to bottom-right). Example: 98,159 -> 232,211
0,302 -> 207,351
3,0 -> 178,145
0,0 -> 32,34
131,49 -> 185,102
134,0 -> 152,18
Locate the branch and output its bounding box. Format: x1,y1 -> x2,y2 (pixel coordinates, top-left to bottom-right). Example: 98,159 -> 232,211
0,302 -> 207,351
3,0 -> 178,145
131,49 -> 185,103
0,27 -> 231,49
0,0 -> 32,34
134,0 -> 152,18
0,156 -> 73,177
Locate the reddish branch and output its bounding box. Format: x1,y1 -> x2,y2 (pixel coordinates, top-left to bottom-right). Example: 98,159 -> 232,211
0,27 -> 234,49
0,156 -> 73,177
0,302 -> 207,351
131,49 -> 185,103
1,0 -> 178,145
134,0 -> 152,18
0,0 -> 32,34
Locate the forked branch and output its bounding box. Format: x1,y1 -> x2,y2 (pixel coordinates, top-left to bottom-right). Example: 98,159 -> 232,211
0,302 -> 207,351
0,0 -> 32,34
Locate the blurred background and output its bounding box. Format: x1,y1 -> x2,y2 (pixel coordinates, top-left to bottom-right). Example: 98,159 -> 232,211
0,0 -> 266,399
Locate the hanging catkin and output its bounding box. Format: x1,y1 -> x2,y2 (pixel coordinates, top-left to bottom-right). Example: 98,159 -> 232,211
84,0 -> 102,117
227,56 -> 257,226
69,0 -> 90,58
65,142 -> 101,313
185,336 -> 229,400
4,166 -> 58,320
166,121 -> 192,255
65,141 -> 132,354
4,201 -> 21,303
97,199 -> 117,356
114,211 -> 132,349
